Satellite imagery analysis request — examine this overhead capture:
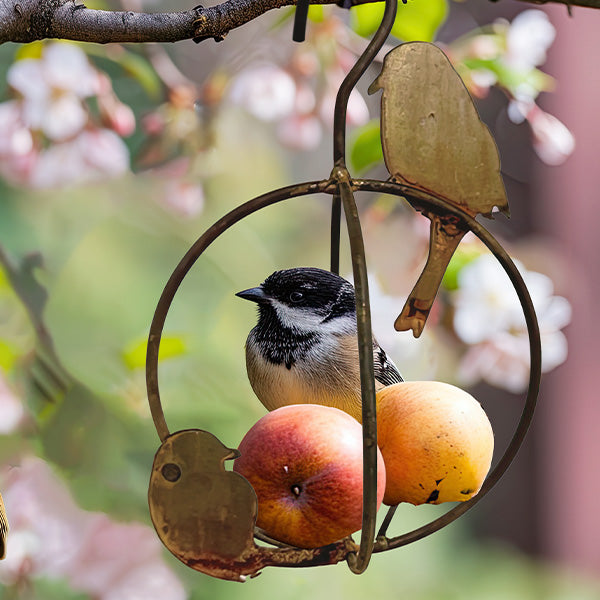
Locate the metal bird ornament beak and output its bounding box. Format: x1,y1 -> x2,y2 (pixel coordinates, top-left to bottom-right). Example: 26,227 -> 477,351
369,42 -> 509,337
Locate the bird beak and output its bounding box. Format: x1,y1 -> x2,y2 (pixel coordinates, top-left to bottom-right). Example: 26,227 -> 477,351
236,286 -> 268,303
367,76 -> 381,95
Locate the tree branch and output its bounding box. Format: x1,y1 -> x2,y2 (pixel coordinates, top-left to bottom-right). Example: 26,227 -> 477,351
497,0 -> 600,9
0,0 -> 339,45
0,0 -> 599,46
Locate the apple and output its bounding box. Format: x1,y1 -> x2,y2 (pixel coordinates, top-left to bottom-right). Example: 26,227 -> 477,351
233,404 -> 386,549
376,381 -> 494,506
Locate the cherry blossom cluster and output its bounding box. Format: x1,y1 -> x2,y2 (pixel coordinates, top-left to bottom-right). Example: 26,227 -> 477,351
360,240 -> 571,395
0,456 -> 186,599
228,16 -> 369,151
0,43 -> 134,188
449,9 -> 575,165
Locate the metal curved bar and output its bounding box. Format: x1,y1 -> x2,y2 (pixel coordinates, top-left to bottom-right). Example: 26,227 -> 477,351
145,179 -> 333,441
146,176 -> 540,559
330,0 -> 397,276
334,169 -> 378,574
332,0 -> 397,166
348,178 -> 541,551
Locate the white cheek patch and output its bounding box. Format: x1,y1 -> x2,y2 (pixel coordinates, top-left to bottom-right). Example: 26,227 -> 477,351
270,300 -> 323,331
270,300 -> 356,334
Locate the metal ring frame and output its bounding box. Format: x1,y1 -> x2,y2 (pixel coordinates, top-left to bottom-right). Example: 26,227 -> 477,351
145,176 -> 542,572
146,0 -> 541,575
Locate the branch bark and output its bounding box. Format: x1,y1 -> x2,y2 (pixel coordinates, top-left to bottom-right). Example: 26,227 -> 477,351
0,0 -> 342,45
1,0 -> 599,46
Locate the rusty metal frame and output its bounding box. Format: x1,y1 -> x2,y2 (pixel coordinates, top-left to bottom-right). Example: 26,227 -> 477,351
145,175 -> 541,572
146,0 -> 541,577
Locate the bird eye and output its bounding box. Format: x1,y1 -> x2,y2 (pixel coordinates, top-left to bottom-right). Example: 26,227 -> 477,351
289,291 -> 304,303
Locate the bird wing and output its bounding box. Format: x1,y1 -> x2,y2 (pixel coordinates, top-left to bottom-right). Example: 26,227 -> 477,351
373,343 -> 403,387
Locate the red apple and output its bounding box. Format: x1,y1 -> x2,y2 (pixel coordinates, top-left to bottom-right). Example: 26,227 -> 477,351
233,404 -> 386,549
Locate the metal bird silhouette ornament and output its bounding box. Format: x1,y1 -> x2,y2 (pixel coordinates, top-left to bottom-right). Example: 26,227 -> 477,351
368,42 -> 510,337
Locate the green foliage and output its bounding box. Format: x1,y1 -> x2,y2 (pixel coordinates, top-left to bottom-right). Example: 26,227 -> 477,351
123,334 -> 188,370
0,577 -> 89,600
307,5 -> 326,22
349,119 -> 384,174
442,245 -> 483,291
351,0 -> 448,42
463,57 -> 555,98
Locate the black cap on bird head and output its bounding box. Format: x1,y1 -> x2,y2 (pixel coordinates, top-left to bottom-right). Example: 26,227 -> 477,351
236,267 -> 356,318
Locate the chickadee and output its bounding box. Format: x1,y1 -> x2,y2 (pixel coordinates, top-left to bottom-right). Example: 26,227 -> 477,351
236,267 -> 402,422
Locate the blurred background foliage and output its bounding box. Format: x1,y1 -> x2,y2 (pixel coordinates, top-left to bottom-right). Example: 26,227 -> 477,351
0,0 -> 598,598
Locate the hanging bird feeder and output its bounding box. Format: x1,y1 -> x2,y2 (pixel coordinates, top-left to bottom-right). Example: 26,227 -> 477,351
146,0 -> 541,582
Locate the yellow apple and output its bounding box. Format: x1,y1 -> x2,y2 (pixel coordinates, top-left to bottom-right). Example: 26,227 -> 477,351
376,381 -> 494,505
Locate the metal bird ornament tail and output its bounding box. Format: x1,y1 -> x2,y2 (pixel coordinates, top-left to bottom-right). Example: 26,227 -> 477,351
368,42 -> 509,337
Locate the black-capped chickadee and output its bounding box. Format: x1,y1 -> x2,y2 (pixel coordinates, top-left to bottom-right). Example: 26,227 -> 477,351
236,267 -> 402,422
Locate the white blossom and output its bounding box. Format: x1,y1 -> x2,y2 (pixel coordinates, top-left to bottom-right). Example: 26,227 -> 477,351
452,254 -> 571,392
277,114 -> 323,150
529,107 -> 576,166
162,180 -> 205,218
28,129 -> 129,189
504,10 -> 556,71
0,371 -> 25,434
8,43 -> 101,142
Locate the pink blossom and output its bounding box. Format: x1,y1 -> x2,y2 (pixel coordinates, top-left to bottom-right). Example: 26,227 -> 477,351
318,86 -> 369,128
162,180 -> 205,218
98,88 -> 136,137
0,101 -> 36,185
0,371 -> 25,434
79,129 -> 130,179
277,114 -> 323,150
528,106 -> 576,166
66,514 -> 185,600
229,64 -> 297,121
8,43 -> 101,142
28,129 -> 129,189
0,43 -> 132,188
0,457 -> 186,599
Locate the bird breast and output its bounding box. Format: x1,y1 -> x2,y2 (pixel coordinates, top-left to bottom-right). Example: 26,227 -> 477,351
245,333 -> 363,419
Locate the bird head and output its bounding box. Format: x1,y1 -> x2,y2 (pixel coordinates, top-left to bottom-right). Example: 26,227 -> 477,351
236,267 -> 356,331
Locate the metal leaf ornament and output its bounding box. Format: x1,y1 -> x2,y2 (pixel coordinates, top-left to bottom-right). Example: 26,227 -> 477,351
148,429 -> 258,581
368,42 -> 509,337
